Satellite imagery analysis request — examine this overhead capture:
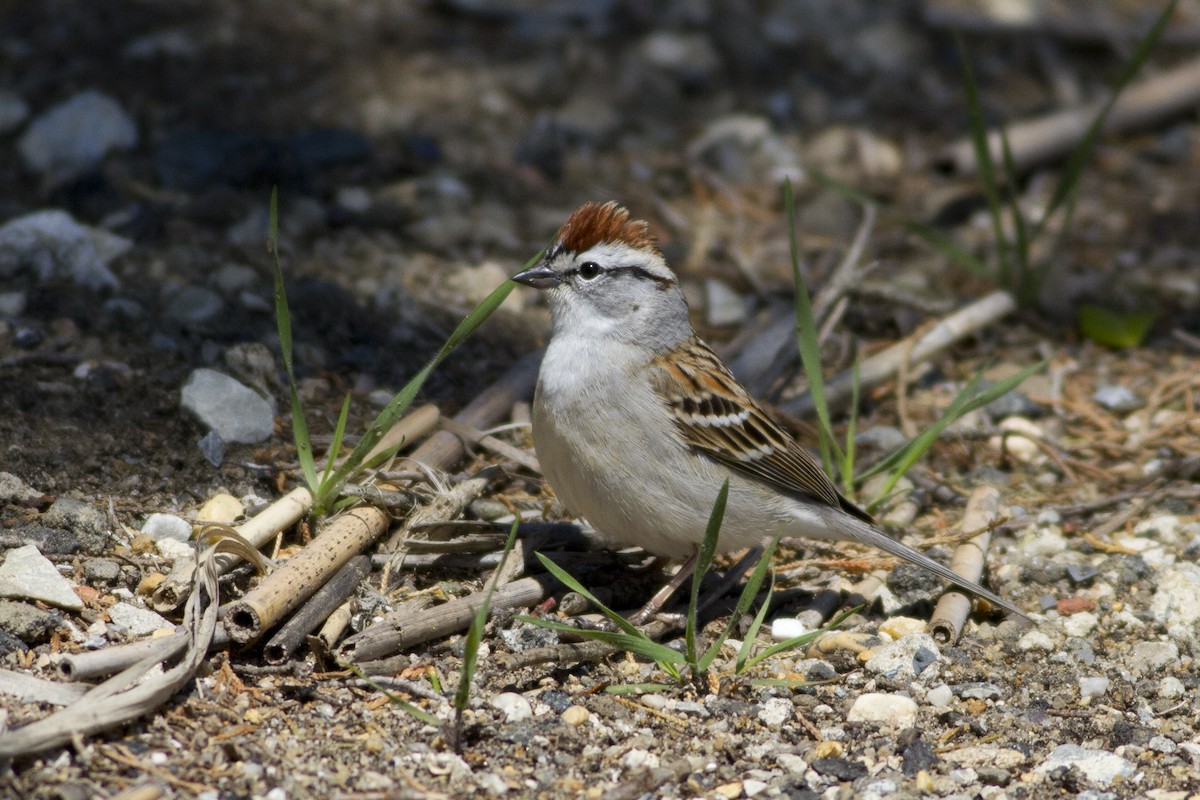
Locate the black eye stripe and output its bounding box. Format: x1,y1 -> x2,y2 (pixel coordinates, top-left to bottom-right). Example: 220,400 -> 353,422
564,264 -> 674,289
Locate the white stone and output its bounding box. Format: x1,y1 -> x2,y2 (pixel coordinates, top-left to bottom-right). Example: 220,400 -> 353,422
1150,563 -> 1200,629
1017,630 -> 1055,652
771,617 -> 808,640
757,697 -> 793,728
488,692 -> 532,722
141,513 -> 192,542
0,544 -> 82,611
1036,744 -> 1133,786
925,685 -> 954,707
1134,515 -> 1181,544
1128,641 -> 1179,675
620,748 -> 659,770
1061,611 -> 1098,637
0,209 -> 128,290
18,90 -> 137,182
846,693 -> 918,726
1158,676 -> 1185,699
155,538 -> 194,561
1078,676 -> 1110,700
864,633 -> 939,682
108,602 -> 173,637
0,472 -> 40,502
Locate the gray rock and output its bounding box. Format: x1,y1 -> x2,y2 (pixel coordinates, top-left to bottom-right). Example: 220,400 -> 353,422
164,285 -> 224,328
0,471 -> 40,502
140,512 -> 192,543
0,210 -> 129,291
180,368 -> 275,444
107,602 -> 173,637
0,544 -> 83,610
864,634 -> 940,681
958,682 -> 1004,701
210,262 -> 260,296
198,430 -> 226,467
1092,385 -> 1144,414
0,599 -> 62,644
1127,640 -> 1179,675
82,559 -> 121,584
17,90 -> 138,183
44,496 -> 111,555
0,89 -> 30,135
1035,744 -> 1133,786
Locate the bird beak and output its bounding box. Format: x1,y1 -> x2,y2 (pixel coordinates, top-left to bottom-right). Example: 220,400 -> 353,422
512,264 -> 562,289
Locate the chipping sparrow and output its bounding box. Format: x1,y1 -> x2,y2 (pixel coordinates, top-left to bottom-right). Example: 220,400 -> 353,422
514,201 -> 1026,620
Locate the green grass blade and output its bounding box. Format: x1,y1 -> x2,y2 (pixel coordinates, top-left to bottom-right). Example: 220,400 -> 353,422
698,536 -> 780,673
1034,0 -> 1176,240
518,616 -> 688,666
841,361 -> 861,493
956,33 -> 1011,288
269,188 -> 319,495
783,179 -> 843,476
319,392 -> 353,489
532,552 -> 646,639
858,361 -> 1045,505
686,481 -> 728,667
455,520 -> 520,713
734,572 -> 775,674
317,267 -> 524,512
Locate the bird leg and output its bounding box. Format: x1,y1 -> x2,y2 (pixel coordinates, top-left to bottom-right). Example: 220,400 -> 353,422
627,553 -> 698,626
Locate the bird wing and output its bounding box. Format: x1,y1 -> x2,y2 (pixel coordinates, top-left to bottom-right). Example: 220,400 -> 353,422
650,337 -> 861,515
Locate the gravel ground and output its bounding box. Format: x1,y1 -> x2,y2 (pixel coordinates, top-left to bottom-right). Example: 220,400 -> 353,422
2,2 -> 1200,798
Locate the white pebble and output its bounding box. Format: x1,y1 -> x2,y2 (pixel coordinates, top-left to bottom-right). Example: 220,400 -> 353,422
846,692 -> 918,726
770,617 -> 808,640
1061,611 -> 1098,637
1017,630 -> 1055,652
489,692 -> 532,722
1158,676 -> 1185,699
1079,676 -> 1110,699
925,685 -> 954,707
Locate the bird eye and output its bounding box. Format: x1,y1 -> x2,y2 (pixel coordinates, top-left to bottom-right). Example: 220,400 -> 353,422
578,262 -> 602,280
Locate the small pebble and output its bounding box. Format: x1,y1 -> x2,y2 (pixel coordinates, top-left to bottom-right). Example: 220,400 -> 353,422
864,634 -> 939,681
1035,744 -> 1133,786
770,618 -> 808,640
141,513 -> 192,543
1092,385 -> 1143,413
1017,630 -> 1054,652
1158,676 -> 1185,699
756,697 -> 793,728
846,692 -> 918,726
925,685 -> 954,707
489,692 -> 532,722
1062,611 -> 1098,637
561,705 -> 589,726
1079,676 -> 1110,700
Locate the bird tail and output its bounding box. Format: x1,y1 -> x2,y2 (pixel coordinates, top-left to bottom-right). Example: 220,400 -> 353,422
822,509 -> 1030,621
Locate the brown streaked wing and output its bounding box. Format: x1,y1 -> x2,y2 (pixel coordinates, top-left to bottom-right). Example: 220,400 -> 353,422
650,337 -> 844,510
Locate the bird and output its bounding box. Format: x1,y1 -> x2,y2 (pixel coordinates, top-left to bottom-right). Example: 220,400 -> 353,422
512,201 -> 1028,621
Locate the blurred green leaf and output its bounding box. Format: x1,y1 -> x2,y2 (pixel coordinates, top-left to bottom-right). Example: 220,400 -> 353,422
1078,305 -> 1156,349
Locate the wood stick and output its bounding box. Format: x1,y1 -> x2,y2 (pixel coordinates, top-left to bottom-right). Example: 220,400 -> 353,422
316,598 -> 355,651
399,351 -> 541,474
343,574 -> 558,665
438,416 -> 542,473
782,290 -> 1017,417
349,403 -> 440,468
929,487 -> 1003,644
223,505 -> 390,644
151,487 -> 314,613
263,556 -> 371,665
57,631 -> 189,682
939,56 -> 1200,175
382,470 -> 497,559
0,668 -> 88,707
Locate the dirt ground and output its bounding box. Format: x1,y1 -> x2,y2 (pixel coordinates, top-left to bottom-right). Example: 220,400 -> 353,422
2,2 -> 1200,798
